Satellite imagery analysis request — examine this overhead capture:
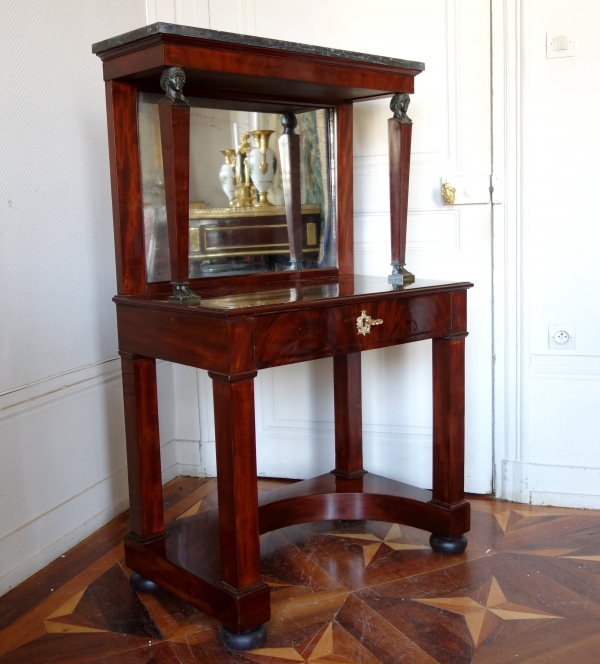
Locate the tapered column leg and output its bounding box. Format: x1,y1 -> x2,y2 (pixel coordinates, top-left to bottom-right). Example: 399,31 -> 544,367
157,70 -> 200,303
279,113 -> 305,270
387,93 -> 415,286
332,353 -> 365,478
430,336 -> 468,554
209,370 -> 267,650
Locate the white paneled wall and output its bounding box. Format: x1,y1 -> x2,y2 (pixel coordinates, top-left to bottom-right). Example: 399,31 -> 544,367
493,0 -> 600,508
161,0 -> 495,495
0,0 -> 162,596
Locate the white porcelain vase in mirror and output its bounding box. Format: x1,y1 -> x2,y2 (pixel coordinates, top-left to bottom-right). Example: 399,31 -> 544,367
219,149 -> 237,206
248,129 -> 276,206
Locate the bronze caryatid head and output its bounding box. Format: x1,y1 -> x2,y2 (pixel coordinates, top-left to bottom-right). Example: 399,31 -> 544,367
390,92 -> 412,124
160,67 -> 190,107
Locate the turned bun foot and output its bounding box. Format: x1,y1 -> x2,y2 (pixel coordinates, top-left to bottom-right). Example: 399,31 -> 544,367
219,624 -> 267,651
429,533 -> 468,555
129,571 -> 159,593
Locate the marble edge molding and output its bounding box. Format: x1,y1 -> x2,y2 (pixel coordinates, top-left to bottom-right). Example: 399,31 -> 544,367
92,22 -> 425,72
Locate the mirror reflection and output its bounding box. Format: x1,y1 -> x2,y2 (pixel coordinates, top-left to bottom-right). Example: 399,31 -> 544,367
138,94 -> 335,282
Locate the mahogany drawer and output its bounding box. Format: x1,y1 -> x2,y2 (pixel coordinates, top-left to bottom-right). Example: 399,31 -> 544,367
253,292 -> 452,368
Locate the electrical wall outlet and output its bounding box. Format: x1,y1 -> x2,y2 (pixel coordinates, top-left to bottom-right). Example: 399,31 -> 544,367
548,324 -> 576,350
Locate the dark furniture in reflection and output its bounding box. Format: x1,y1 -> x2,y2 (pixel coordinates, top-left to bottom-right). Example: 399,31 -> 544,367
93,24 -> 472,652
189,207 -> 321,276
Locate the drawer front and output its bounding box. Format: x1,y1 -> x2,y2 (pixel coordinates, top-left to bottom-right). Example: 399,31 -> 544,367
254,293 -> 452,368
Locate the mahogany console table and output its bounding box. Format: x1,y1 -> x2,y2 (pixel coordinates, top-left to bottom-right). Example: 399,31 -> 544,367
93,24 -> 472,652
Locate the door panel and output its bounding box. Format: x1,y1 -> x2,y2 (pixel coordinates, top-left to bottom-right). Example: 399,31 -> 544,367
201,0 -> 493,493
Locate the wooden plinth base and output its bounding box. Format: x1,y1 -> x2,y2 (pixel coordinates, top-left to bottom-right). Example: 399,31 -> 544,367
125,471 -> 470,637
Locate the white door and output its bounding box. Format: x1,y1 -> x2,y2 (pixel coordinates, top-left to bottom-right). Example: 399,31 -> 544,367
176,0 -> 494,494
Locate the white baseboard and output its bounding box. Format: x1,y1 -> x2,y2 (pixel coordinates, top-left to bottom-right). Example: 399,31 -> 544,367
198,440 -> 217,477
0,467 -> 129,596
0,435 -> 203,598
531,492 -> 600,510
502,460 -> 600,508
0,358 -> 177,598
162,439 -> 203,481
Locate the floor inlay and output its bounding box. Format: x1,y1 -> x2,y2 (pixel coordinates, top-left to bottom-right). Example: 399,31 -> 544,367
415,576 -> 561,646
2,478 -> 600,663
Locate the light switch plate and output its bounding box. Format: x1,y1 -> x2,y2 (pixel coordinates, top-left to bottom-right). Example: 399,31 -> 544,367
547,29 -> 575,59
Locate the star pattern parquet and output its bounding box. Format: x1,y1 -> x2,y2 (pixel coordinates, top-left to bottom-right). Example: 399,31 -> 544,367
2,478 -> 600,663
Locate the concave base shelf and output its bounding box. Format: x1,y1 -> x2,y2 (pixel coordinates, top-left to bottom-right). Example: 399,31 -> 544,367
124,471 -> 469,633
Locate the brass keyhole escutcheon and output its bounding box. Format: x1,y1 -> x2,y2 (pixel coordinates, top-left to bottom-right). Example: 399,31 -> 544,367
356,310 -> 384,336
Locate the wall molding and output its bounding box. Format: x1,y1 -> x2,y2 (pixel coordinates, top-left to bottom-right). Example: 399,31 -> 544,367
351,0 -> 460,171
492,1 -> 600,509
503,460 -> 600,508
530,364 -> 600,382
0,358 -> 120,410
259,364 -> 433,440
0,466 -> 129,596
492,0 -> 524,494
0,362 -> 122,427
0,358 -> 183,595
0,359 -> 128,597
354,209 -> 460,253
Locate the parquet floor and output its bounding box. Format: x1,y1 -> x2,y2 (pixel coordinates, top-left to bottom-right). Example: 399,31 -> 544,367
2,477 -> 600,663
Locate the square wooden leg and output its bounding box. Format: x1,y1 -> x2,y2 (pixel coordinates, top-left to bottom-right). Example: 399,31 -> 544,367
210,371 -> 267,646
119,352 -> 165,542
432,337 -> 466,507
333,352 -> 365,478
430,336 -> 469,553
210,371 -> 262,591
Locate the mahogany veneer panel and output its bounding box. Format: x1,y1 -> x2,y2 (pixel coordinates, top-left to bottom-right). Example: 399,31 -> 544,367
105,80 -> 146,295
337,103 -> 354,276
98,37 -> 419,109
158,99 -> 191,285
257,472 -> 469,538
116,307 -> 254,375
254,293 -> 452,367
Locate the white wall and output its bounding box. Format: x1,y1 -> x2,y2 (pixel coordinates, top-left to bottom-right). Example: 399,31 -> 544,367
494,0 -> 600,507
5,0 -> 598,599
0,0 -> 191,596
165,0 -> 495,495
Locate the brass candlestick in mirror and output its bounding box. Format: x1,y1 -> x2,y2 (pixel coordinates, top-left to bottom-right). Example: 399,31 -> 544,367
248,129 -> 276,207
233,133 -> 256,207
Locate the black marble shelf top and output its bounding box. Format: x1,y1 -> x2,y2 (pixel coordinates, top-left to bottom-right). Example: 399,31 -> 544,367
92,22 -> 425,72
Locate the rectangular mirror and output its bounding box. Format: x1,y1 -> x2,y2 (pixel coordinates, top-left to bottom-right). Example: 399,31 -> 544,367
138,93 -> 336,282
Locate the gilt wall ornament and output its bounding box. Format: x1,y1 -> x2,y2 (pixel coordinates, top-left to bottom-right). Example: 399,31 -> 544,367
441,181 -> 456,205
160,67 -> 190,107
390,92 -> 412,124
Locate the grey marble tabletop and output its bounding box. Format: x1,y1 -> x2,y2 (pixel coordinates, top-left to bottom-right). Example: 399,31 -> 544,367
92,22 -> 424,72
